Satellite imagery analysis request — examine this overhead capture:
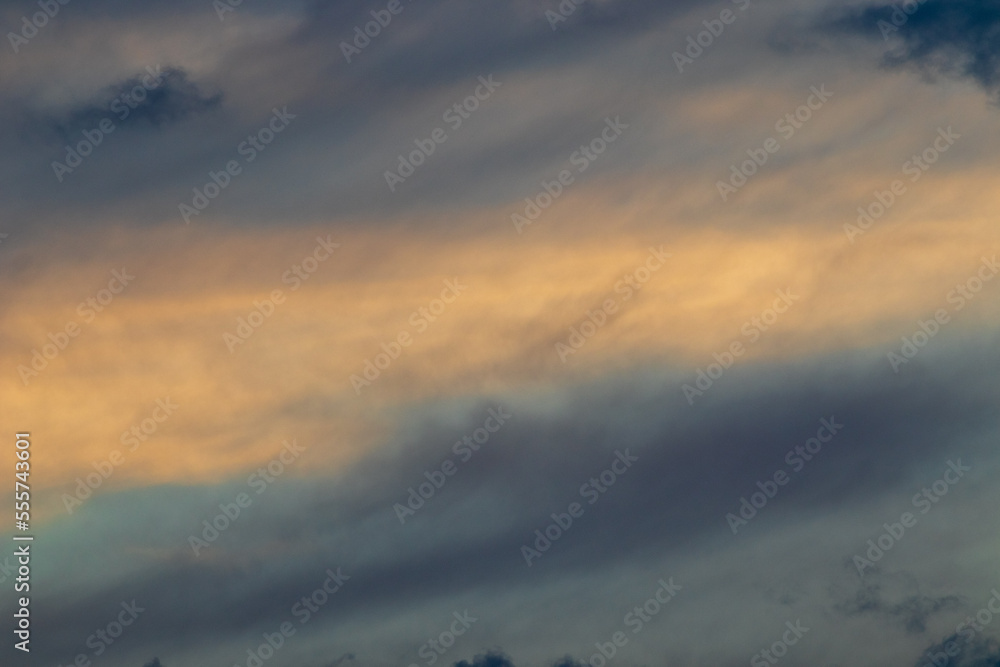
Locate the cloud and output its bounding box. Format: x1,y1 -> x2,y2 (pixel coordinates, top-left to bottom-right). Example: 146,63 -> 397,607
818,0 -> 1000,100
51,66 -> 222,137
832,569 -> 962,634
454,652 -> 517,667
323,653 -> 355,667
14,328 -> 1000,666
548,658 -> 590,667
915,636 -> 1000,667
452,652 -> 588,667
0,0 -> 712,230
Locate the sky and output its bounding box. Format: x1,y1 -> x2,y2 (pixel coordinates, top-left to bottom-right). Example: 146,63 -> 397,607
1,0 -> 999,666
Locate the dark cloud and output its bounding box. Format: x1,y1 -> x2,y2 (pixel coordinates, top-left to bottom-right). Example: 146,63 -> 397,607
452,651 -> 588,667
454,651 -> 517,667
833,570 -> 962,634
0,0 -> 700,232
548,657 -> 590,667
818,0 -> 1000,100
12,332 -> 999,666
914,636 -> 1000,667
142,659 -> 163,667
45,67 -> 221,142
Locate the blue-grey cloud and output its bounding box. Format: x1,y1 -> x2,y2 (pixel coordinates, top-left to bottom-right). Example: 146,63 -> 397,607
7,331 -> 1000,667
818,0 -> 1000,100
833,569 -> 963,634
914,636 -> 1000,667
51,67 -> 222,138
